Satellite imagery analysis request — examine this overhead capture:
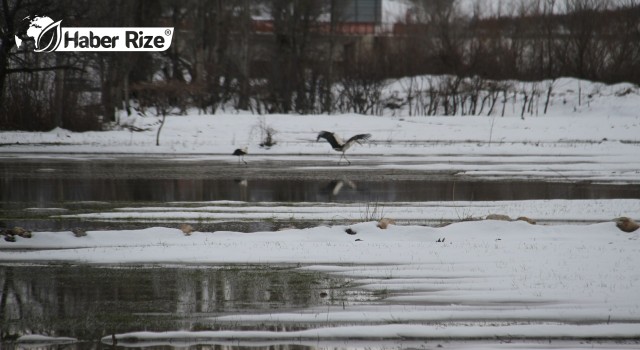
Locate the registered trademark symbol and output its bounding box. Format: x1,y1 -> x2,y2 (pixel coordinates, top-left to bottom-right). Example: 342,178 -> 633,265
165,29 -> 171,36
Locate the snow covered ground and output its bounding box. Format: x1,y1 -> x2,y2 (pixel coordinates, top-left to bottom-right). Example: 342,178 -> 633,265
2,219 -> 640,345
1,78 -> 639,183
1,77 -> 640,346
51,199 -> 640,225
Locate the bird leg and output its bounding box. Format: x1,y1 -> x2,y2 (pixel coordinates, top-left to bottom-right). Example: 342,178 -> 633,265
339,152 -> 351,165
242,155 -> 247,165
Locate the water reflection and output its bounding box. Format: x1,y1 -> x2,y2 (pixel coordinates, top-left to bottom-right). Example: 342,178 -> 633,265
234,178 -> 248,202
2,159 -> 640,209
3,176 -> 639,206
325,178 -> 358,201
2,158 -> 640,232
0,265 -> 355,344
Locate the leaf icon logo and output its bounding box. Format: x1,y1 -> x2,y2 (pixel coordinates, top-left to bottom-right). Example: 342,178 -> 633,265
34,20 -> 62,52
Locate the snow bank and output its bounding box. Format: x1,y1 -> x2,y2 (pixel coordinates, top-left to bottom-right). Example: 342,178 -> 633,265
2,220 -> 636,264
57,199 -> 640,224
2,211 -> 639,344
0,77 -> 637,158
105,323 -> 640,344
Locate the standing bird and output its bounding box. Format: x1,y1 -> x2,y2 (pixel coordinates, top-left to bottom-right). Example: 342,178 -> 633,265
316,131 -> 372,165
232,147 -> 248,164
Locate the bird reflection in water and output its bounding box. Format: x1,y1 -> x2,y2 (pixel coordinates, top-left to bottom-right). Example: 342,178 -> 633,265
326,177 -> 357,200
234,178 -> 248,201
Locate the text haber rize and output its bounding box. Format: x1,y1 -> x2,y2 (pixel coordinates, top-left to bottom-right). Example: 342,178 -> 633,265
64,31 -> 165,49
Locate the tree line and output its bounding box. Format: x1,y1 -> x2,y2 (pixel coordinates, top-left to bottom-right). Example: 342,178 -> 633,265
1,0 -> 639,131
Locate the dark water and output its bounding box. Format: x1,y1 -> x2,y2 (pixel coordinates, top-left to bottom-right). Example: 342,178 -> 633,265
5,176 -> 638,203
0,264 -> 365,347
2,156 -> 638,231
2,157 -> 638,204
1,157 -> 639,350
2,264 -> 636,350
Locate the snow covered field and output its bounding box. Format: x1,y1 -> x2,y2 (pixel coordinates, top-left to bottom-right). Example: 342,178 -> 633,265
1,77 -> 640,347
2,78 -> 639,183
51,199 -> 640,225
2,219 -> 640,346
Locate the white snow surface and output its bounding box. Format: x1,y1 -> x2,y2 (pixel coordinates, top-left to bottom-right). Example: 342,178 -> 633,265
3,220 -> 640,343
57,199 -> 640,224
2,79 -> 640,183
1,78 -> 639,159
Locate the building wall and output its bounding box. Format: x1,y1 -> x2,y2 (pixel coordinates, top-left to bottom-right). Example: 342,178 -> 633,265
342,0 -> 382,23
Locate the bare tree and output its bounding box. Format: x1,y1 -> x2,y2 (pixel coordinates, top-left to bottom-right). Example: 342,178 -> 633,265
560,0 -> 604,79
131,80 -> 200,145
265,0 -> 325,114
0,0 -> 97,130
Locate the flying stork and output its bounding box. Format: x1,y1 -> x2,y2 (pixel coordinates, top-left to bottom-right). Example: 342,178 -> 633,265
232,147 -> 248,164
316,131 -> 372,165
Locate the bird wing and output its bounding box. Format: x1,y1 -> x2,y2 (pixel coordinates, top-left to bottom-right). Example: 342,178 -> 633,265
346,133 -> 372,146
